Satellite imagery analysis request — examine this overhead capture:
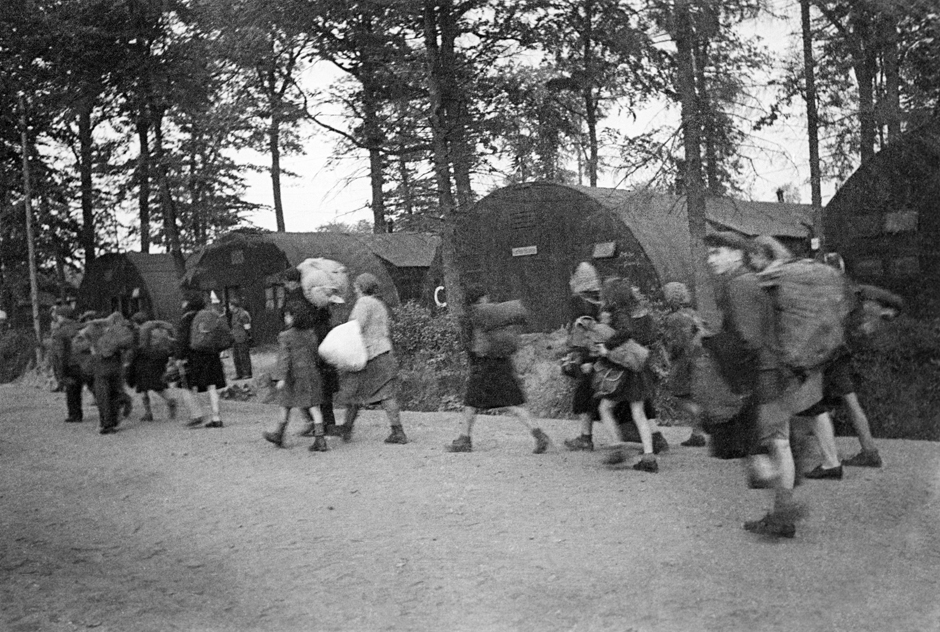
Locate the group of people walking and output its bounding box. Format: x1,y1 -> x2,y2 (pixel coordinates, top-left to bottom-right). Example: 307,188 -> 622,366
51,240 -> 898,539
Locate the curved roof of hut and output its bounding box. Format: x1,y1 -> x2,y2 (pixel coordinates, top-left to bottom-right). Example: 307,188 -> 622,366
550,184 -> 813,287
124,253 -> 184,318
184,232 -> 407,305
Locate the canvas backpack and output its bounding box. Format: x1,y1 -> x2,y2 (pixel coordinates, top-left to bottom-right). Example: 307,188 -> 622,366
471,300 -> 528,358
190,308 -> 234,352
140,320 -> 176,357
757,259 -> 853,371
95,313 -> 135,358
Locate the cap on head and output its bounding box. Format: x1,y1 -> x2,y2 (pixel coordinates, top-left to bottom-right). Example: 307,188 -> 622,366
703,231 -> 755,253
663,282 -> 692,307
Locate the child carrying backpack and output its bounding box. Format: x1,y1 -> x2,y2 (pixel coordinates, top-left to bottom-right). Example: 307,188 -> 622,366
128,312 -> 178,422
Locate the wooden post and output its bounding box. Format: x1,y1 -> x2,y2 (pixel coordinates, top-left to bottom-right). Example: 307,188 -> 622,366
19,93 -> 43,365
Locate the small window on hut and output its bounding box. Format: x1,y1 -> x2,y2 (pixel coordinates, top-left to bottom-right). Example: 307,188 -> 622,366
231,249 -> 245,265
854,258 -> 883,277
592,242 -> 617,259
884,210 -> 918,233
889,256 -> 919,277
265,286 -> 276,310
510,208 -> 536,230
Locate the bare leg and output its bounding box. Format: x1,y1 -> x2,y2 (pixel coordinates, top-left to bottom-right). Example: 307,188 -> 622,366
597,398 -> 624,446
207,385 -> 221,421
811,412 -> 841,469
457,405 -> 476,438
630,400 -> 654,455
506,405 -> 535,432
843,392 -> 877,453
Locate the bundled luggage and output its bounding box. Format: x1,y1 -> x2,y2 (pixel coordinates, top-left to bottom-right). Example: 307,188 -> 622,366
139,320 -> 176,357
297,258 -> 349,307
190,308 -> 234,352
757,259 -> 853,370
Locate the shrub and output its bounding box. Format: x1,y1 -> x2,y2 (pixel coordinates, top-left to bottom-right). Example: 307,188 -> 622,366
839,316 -> 940,441
391,302 -> 466,412
0,328 -> 38,384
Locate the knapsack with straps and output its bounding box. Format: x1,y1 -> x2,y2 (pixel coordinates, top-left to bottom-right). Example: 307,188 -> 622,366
757,259 -> 853,371
189,308 -> 233,352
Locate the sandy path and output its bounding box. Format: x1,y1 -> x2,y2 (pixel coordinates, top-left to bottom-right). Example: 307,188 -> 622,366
1,383 -> 939,632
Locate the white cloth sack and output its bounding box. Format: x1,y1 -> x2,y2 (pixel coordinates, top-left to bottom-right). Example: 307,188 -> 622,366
318,320 -> 368,372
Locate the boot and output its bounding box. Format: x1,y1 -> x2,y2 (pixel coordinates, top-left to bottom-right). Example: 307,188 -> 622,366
309,435 -> 329,452
384,425 -> 409,444
446,435 -> 472,453
564,435 -> 594,451
263,424 -> 286,448
532,428 -> 551,454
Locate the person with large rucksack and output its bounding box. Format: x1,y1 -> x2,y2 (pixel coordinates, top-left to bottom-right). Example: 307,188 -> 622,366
128,312 -> 178,423
444,284 -> 551,454
747,236 -> 846,482
176,293 -> 228,429
88,311 -> 136,435
703,231 -> 826,539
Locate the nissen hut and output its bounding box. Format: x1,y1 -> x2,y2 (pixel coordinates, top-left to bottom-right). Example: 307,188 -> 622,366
456,182 -> 813,332
77,252 -> 184,322
183,231 -> 441,344
823,120 -> 940,314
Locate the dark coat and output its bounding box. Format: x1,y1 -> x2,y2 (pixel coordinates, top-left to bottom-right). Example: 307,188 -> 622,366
272,327 -> 323,408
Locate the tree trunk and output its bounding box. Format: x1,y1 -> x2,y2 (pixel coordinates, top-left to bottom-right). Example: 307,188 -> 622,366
362,76 -> 387,233
423,0 -> 464,324
675,0 -> 712,319
851,7 -> 877,163
437,1 -> 475,209
269,108 -> 286,232
694,40 -> 720,194
19,95 -> 42,364
583,0 -> 598,187
801,0 -> 823,248
77,99 -> 96,269
137,118 -> 151,253
880,11 -> 901,142
152,113 -> 186,277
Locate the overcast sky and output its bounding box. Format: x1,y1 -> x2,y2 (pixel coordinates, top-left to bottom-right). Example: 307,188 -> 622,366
240,4 -> 838,233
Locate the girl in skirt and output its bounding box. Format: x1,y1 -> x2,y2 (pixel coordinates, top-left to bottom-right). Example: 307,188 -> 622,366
446,285 -> 551,454
336,273 -> 408,444
176,294 -> 225,428
594,278 -> 663,472
263,301 -> 328,451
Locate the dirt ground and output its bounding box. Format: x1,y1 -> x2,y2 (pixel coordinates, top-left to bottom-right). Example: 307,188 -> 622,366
2,368 -> 940,632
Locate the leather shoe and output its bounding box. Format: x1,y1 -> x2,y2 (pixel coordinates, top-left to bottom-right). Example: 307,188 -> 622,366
803,464 -> 843,480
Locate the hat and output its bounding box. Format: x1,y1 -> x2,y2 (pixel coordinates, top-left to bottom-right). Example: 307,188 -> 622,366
663,282 -> 691,307
131,311 -> 149,325
703,231 -> 755,253
54,305 -> 74,319
354,273 -> 380,296
283,267 -> 302,282
569,262 -> 601,295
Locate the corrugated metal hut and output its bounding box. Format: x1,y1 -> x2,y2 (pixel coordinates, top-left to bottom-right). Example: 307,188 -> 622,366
823,120 -> 940,313
456,182 -> 814,332
183,231 -> 440,344
76,252 -> 184,322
